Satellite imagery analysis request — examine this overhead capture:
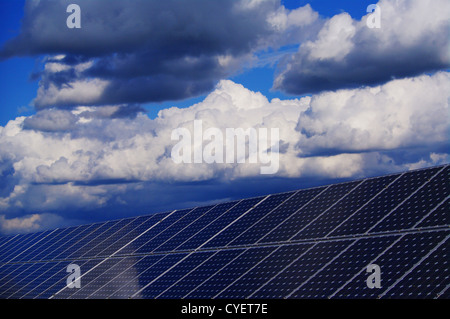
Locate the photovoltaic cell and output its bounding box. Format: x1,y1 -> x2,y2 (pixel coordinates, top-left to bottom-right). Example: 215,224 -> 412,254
288,236 -> 398,298
416,198 -> 449,228
175,197 -> 264,251
185,247 -> 276,299
371,166 -> 449,233
99,213 -> 167,257
0,164 -> 448,299
382,236 -> 449,299
216,243 -> 314,299
258,181 -> 362,244
329,168 -> 442,237
293,175 -> 399,240
154,201 -> 239,253
134,206 -> 216,254
139,251 -> 215,298
249,241 -> 352,299
227,188 -> 326,247
333,231 -> 448,299
203,192 -> 294,248
157,249 -> 243,299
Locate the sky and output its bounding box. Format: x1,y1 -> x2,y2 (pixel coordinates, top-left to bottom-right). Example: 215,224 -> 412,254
0,0 -> 448,235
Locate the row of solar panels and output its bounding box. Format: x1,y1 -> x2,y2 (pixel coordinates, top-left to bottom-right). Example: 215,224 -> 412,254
1,165 -> 448,264
0,164 -> 448,299
0,230 -> 448,299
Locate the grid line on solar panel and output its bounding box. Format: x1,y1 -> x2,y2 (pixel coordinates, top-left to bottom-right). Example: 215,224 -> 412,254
250,240 -> 353,299
77,217 -> 137,258
257,181 -> 363,244
3,229 -> 60,264
95,213 -> 167,257
85,256 -> 145,299
202,193 -> 295,249
286,181 -> 363,242
436,284 -> 449,299
0,261 -> 48,297
323,173 -> 404,239
43,223 -> 106,261
245,242 -> 318,298
31,225 -> 92,261
211,246 -> 282,299
1,261 -> 61,299
15,227 -> 79,263
156,249 -> 244,299
85,255 -> 152,299
287,236 -> 398,299
330,231 -> 448,299
214,243 -> 314,299
117,209 -> 194,256
50,211 -> 179,298
49,259 -> 104,299
175,197 -> 265,251
364,166 -> 445,234
328,168 -> 444,237
284,239 -> 360,298
63,220 -> 127,260
371,166 -> 449,233
15,261 -> 65,299
58,258 -> 122,299
0,164 -> 447,299
130,242 -> 242,299
386,243 -> 448,299
327,232 -> 409,299
134,205 -> 217,254
1,230 -> 56,264
109,210 -> 178,257
6,261 -> 58,299
185,247 -> 277,299
228,187 -> 329,247
0,234 -> 18,251
378,234 -> 449,299
110,253 -> 187,299
0,231 -> 45,263
293,175 -> 401,240
154,201 -> 240,253
140,251 -> 216,298
416,197 -> 449,229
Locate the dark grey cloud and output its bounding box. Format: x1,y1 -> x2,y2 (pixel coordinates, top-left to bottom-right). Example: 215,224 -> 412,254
1,0 -> 283,108
23,109 -> 78,132
274,0 -> 450,95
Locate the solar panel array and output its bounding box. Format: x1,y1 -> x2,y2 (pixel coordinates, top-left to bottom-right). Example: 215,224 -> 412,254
0,164 -> 448,299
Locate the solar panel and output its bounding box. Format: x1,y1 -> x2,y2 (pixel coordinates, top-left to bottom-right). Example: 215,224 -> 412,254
0,164 -> 448,299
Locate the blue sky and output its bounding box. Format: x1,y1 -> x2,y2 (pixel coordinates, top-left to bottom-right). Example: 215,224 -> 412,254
0,0 -> 448,234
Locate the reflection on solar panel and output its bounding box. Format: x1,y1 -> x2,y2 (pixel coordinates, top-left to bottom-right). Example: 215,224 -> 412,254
0,164 -> 448,299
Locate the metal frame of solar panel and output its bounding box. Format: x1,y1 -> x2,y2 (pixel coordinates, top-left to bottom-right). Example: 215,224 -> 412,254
0,164 -> 448,299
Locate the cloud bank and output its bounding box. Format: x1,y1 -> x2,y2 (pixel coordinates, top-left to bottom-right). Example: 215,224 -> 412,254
4,0 -> 448,109
0,0 -> 320,108
0,73 -> 448,234
274,0 -> 450,94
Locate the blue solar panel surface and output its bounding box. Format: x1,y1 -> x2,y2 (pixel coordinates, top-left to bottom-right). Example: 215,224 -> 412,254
0,164 -> 448,299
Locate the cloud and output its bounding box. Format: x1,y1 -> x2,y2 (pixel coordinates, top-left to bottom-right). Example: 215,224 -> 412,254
274,0 -> 450,94
23,109 -> 77,132
0,213 -> 64,235
0,0 -> 319,109
0,74 -> 448,233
